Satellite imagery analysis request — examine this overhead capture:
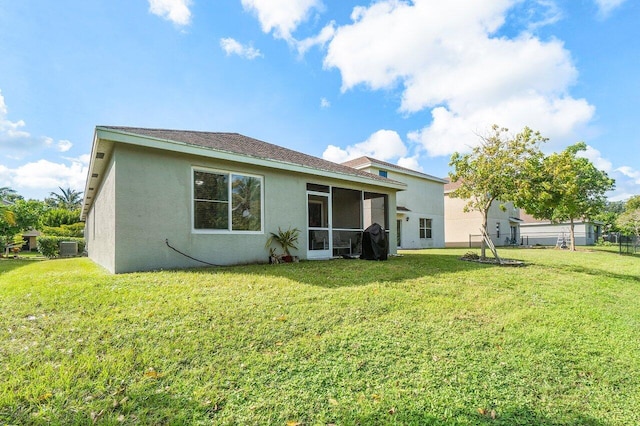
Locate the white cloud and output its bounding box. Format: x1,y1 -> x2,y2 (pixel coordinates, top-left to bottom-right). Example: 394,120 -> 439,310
0,90 -> 30,145
1,90 -> 74,158
522,0 -> 563,30
296,22 -> 336,55
408,94 -> 594,157
320,97 -> 330,108
608,165 -> 640,201
323,0 -> 595,158
397,155 -> 424,172
241,0 -> 323,41
322,129 -> 407,163
57,139 -> 73,152
148,0 -> 192,26
220,38 -> 263,59
615,166 -> 640,184
578,145 -> 612,173
0,158 -> 88,200
594,0 -> 627,17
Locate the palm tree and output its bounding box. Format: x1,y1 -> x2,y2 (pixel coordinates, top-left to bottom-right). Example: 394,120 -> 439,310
0,186 -> 21,203
48,187 -> 83,210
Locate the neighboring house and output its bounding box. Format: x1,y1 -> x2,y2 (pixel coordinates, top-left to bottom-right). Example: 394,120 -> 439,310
518,212 -> 603,246
81,127 -> 406,273
444,179 -> 523,248
342,157 -> 447,249
22,229 -> 41,251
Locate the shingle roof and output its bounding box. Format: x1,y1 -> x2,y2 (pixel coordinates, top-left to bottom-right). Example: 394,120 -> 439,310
99,126 -> 397,185
443,177 -> 463,192
342,155 -> 447,183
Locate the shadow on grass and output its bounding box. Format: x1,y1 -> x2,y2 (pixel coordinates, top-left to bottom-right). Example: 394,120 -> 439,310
200,253 -> 494,289
562,264 -> 640,284
355,405 -> 606,425
0,258 -> 43,275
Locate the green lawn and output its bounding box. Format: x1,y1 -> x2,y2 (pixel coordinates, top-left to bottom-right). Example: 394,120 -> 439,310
1,248 -> 639,425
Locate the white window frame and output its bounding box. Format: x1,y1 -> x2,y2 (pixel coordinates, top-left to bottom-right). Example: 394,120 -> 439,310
192,166 -> 264,234
419,218 -> 432,239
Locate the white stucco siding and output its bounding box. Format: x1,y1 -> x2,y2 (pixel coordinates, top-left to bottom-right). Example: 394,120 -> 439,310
358,165 -> 445,249
519,222 -> 596,246
105,145 -> 397,273
444,195 -> 519,248
109,145 -> 303,272
86,153 -> 117,272
393,172 -> 445,249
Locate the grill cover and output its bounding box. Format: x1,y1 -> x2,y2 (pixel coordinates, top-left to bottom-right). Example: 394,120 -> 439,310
360,223 -> 388,261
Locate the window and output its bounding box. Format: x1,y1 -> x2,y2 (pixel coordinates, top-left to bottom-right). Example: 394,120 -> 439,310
193,169 -> 262,232
378,170 -> 388,178
419,218 -> 432,239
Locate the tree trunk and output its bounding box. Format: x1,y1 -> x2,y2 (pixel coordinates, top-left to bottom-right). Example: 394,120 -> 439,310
481,211 -> 488,259
569,218 -> 576,251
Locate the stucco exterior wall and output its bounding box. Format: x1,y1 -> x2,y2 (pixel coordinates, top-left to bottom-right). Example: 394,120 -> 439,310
359,166 -> 445,249
86,153 -> 117,272
519,222 -> 599,246
96,144 -> 397,273
444,195 -> 519,248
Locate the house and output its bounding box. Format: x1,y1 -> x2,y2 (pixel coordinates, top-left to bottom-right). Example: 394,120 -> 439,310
444,179 -> 523,248
22,229 -> 41,251
342,157 -> 447,249
81,127 -> 406,273
518,212 -> 603,246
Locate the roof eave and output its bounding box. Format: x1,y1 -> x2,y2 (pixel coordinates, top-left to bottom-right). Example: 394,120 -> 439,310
347,157 -> 448,184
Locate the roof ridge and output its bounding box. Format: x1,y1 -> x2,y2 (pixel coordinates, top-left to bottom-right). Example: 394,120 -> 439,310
343,155 -> 447,182
94,126 -> 406,186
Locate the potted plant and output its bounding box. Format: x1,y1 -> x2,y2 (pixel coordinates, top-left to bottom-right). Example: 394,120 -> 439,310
265,227 -> 300,262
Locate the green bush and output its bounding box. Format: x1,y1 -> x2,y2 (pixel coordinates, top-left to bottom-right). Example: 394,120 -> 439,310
37,236 -> 86,258
41,208 -> 82,227
41,222 -> 85,237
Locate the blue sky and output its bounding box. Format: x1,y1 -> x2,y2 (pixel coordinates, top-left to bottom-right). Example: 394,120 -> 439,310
0,0 -> 638,201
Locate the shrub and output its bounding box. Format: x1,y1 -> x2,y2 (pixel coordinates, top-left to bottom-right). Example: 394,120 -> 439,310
41,208 -> 82,227
37,236 -> 86,258
41,222 -> 85,237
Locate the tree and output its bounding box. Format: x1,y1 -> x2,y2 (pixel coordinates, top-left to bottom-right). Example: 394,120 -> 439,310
46,187 -> 83,210
449,125 -> 547,259
593,200 -> 625,234
625,195 -> 640,211
616,209 -> 640,242
0,200 -> 47,253
616,196 -> 640,247
0,187 -> 23,203
42,208 -> 82,227
520,142 -> 615,251
0,204 -> 16,227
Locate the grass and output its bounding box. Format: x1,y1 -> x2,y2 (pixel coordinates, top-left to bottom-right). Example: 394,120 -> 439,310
1,248 -> 639,425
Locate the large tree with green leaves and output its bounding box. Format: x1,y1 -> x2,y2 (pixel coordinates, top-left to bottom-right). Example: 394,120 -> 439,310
519,142 -> 615,251
624,195 -> 640,211
46,187 -> 83,210
616,196 -> 640,246
449,125 -> 547,259
593,200 -> 626,234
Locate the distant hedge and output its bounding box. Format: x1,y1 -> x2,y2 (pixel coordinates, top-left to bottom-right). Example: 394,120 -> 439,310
41,222 -> 85,238
37,236 -> 86,258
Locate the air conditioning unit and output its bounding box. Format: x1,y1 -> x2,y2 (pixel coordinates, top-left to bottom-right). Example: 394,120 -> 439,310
59,241 -> 78,257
